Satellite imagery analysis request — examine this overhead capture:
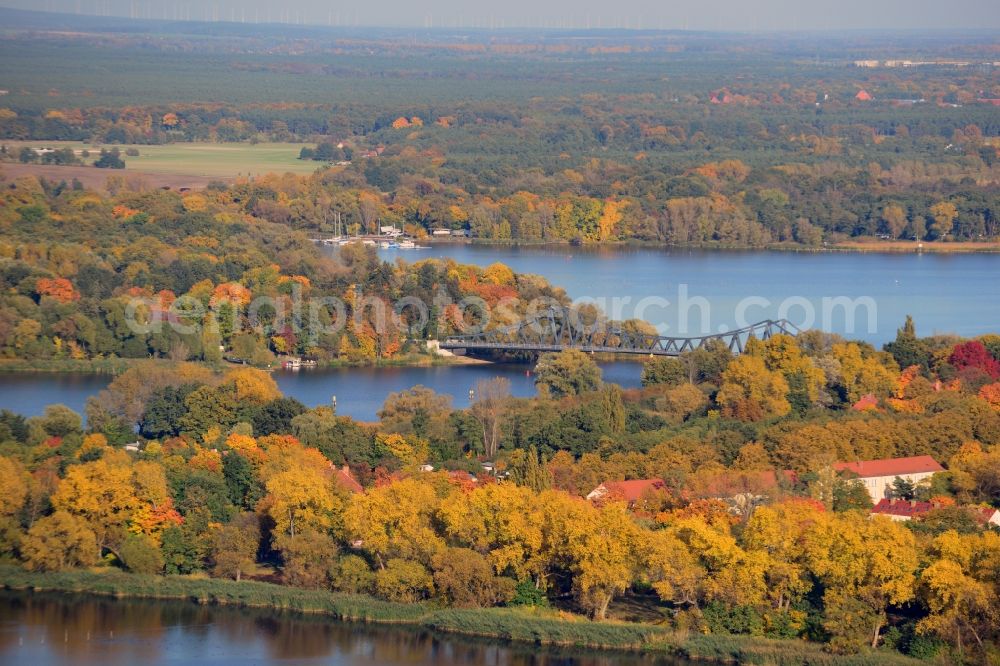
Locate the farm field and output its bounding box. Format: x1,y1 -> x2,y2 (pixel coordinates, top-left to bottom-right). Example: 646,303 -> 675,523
1,140 -> 322,181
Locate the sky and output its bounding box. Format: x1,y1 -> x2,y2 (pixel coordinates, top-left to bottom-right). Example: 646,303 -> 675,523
5,0 -> 1000,31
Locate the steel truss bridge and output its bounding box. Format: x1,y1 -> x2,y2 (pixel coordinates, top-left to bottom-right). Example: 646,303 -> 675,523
439,307 -> 799,357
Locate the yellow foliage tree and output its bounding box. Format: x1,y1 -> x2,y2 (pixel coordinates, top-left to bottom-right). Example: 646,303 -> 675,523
832,342 -> 898,403
344,478 -> 445,569
224,367 -> 281,404
803,512 -> 917,650
260,466 -> 344,539
21,510 -> 99,571
438,483 -> 543,581
597,199 -> 623,241
716,354 -> 791,421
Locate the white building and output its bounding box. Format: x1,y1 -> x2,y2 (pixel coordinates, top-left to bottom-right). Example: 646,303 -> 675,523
834,455 -> 944,503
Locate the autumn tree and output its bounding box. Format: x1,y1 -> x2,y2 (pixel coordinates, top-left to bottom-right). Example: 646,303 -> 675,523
378,386 -> 453,441
50,450 -> 142,559
119,534 -> 164,574
534,350 -> 602,398
832,342 -> 898,403
22,510 -> 98,571
918,531 -> 998,657
344,477 -> 444,569
742,500 -> 823,611
716,354 -> 790,421
641,356 -> 688,387
212,512 -> 261,582
881,204 -> 908,239
275,529 -> 338,588
804,512 -> 917,652
928,202 -> 958,239
439,482 -> 544,583
431,547 -> 516,608
374,558 -> 434,602
259,465 -> 344,539
471,376 -> 511,458
565,502 -> 642,619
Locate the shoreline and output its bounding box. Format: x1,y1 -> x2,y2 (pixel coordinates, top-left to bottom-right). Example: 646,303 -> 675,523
0,352 -> 491,376
435,238 -> 1000,255
0,567 -> 918,665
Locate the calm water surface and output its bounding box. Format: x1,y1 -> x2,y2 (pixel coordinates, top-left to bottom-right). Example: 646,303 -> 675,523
0,362 -> 642,421
374,245 -> 1000,341
0,591 -> 687,666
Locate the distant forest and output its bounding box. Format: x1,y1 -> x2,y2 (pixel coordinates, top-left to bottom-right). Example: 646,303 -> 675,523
1,14 -> 999,245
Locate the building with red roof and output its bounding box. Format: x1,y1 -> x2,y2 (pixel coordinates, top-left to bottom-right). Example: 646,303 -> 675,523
856,90 -> 873,101
587,478 -> 665,505
835,455 -> 944,502
333,465 -> 363,494
871,498 -> 935,521
871,498 -> 1000,527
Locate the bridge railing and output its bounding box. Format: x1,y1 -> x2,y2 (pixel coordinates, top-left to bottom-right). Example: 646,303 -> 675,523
438,310 -> 799,357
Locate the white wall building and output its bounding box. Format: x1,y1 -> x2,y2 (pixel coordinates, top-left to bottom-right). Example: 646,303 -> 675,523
834,455 -> 944,503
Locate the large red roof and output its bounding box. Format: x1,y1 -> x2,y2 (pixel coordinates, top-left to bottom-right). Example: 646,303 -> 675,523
593,478 -> 665,502
834,455 -> 943,478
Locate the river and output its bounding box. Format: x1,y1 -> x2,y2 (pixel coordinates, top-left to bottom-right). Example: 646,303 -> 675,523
0,591 -> 687,666
1,245 -> 998,419
0,361 -> 643,421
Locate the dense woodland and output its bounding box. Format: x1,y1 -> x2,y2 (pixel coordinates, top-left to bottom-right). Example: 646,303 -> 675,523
1,322 -> 1000,661
1,24 -> 1000,245
0,174 -> 574,363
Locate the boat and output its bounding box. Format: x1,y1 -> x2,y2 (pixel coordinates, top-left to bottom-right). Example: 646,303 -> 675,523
397,239 -> 416,249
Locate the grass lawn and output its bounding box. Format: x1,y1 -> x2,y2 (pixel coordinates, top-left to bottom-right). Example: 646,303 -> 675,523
2,140 -> 323,179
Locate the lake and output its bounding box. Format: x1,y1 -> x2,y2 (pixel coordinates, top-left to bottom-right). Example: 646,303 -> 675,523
0,591 -> 687,666
373,244 -> 1000,342
1,245 -> 998,419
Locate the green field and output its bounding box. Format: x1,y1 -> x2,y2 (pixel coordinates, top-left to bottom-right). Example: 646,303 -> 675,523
3,141 -> 322,179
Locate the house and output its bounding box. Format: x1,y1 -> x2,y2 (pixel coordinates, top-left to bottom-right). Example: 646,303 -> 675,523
871,499 -> 1000,527
855,90 -> 873,101
979,508 -> 1000,527
587,478 -> 665,505
431,229 -> 452,236
871,498 -> 935,521
333,465 -> 363,494
834,456 -> 944,503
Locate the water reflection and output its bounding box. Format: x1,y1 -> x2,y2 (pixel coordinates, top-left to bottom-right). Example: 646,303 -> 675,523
0,592 -> 686,665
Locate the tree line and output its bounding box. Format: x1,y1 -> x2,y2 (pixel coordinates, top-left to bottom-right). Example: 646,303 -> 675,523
1,322 -> 999,661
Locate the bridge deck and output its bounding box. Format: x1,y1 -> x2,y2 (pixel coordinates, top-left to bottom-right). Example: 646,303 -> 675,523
436,314 -> 799,357
440,341 -> 694,356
